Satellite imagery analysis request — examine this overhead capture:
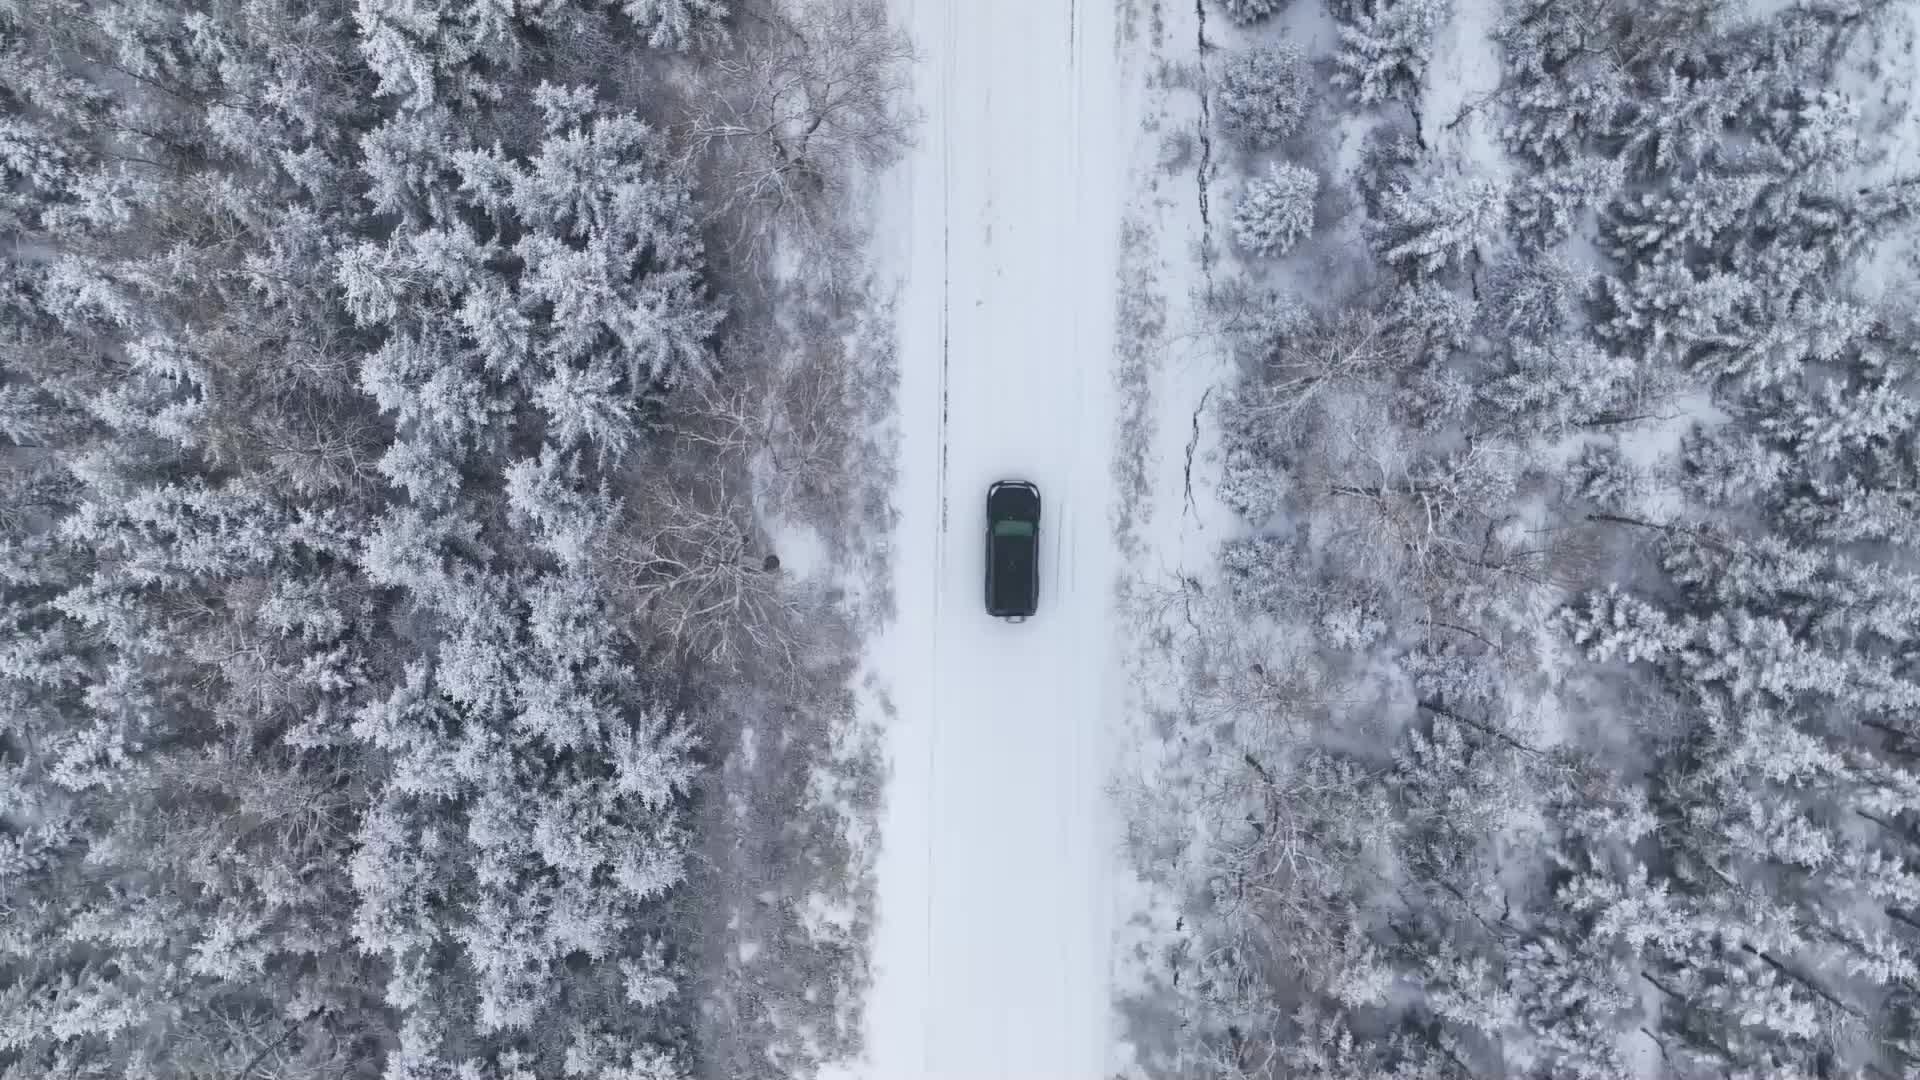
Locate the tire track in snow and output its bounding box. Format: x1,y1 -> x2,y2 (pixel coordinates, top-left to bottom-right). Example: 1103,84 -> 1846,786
919,0 -> 955,1069
1058,0 -> 1086,1037
865,0 -> 1124,1071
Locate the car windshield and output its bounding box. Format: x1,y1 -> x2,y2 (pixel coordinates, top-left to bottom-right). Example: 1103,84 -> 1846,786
993,520 -> 1035,539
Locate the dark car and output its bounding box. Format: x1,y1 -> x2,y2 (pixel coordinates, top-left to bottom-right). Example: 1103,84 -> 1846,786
985,480 -> 1041,621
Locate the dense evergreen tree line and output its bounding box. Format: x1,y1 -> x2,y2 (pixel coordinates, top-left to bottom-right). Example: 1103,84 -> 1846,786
0,1 -> 827,1077
1156,1 -> 1920,1076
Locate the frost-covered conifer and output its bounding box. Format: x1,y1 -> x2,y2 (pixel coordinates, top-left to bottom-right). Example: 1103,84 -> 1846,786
1703,294 -> 1872,392
1215,0 -> 1289,25
1232,162 -> 1319,257
1398,365 -> 1474,425
1353,124 -> 1421,220
1689,609 -> 1920,713
80,332 -> 209,449
619,937 -> 682,1008
1219,534 -> 1305,616
1419,948 -> 1516,1036
1216,44 -> 1309,150
1496,0 -> 1628,167
1395,280 -> 1477,356
534,365 -> 642,457
1395,719 -> 1533,892
499,89 -> 722,387
1370,171 -> 1507,278
1332,0 -> 1452,106
359,107 -> 460,223
619,0 -> 729,51
1758,378 -> 1919,462
1567,443 -> 1644,511
609,705 -> 701,812
1598,261 -> 1759,367
351,0 -> 455,112
1563,585 -> 1690,664
1678,424 -> 1786,507
1273,1006 -> 1379,1076
505,447 -> 621,570
1479,338 -> 1636,438
62,478 -> 290,589
1606,174 -> 1771,267
1779,478 -> 1920,550
1215,394 -> 1293,523
1482,253 -> 1591,341
1509,155 -> 1624,246
1325,929 -> 1395,1008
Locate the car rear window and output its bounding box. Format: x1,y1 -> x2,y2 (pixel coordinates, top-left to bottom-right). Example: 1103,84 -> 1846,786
993,520 -> 1035,539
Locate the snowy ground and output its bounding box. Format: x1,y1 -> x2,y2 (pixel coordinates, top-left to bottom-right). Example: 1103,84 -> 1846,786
1104,1 -> 1251,1070
852,0 -> 1133,1076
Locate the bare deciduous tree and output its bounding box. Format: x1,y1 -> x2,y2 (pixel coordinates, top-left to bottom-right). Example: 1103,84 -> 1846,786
610,477 -> 797,669
763,335 -> 853,514
1186,746 -> 1395,1040
683,0 -> 916,247
1241,306 -> 1411,435
670,362 -> 769,466
670,316 -> 856,526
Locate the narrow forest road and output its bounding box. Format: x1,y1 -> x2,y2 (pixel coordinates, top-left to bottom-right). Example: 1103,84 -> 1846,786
859,0 -> 1126,1076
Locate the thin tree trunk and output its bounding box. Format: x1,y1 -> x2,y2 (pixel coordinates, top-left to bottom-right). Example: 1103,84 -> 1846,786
1417,699 -> 1542,755
1739,944 -> 1862,1018
1886,906 -> 1920,935
1642,970 -> 1683,1002
1858,808 -> 1920,848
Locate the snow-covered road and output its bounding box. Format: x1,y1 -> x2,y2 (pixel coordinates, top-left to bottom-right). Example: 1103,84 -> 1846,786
860,0 -> 1126,1076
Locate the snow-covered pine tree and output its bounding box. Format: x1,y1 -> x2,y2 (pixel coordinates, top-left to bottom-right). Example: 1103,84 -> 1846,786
1219,533 -> 1309,617
1332,0 -> 1453,107
1508,154 -> 1625,248
505,447 -> 623,570
1369,170 -> 1507,279
1691,292 -> 1873,393
1776,473 -> 1920,551
1481,252 -> 1592,341
1232,162 -> 1320,257
1478,337 -> 1638,438
1567,442 -> 1646,511
1596,259 -> 1760,369
1757,377 -> 1919,464
1353,124 -> 1423,223
1216,44 -> 1309,150
1678,423 -> 1787,507
1215,0 -> 1290,26
1563,584 -> 1692,665
0,0 -> 885,1069
620,0 -> 729,51
1495,0 -> 1629,166
481,85 -> 724,390
1392,717 -> 1536,901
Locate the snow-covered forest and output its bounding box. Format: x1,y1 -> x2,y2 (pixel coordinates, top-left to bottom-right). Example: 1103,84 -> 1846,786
19,0 -> 1920,1075
0,1 -> 908,1077
1122,0 -> 1920,1076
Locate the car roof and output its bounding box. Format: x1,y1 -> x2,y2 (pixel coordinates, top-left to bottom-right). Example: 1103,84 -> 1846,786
990,527 -> 1037,614
988,481 -> 1040,522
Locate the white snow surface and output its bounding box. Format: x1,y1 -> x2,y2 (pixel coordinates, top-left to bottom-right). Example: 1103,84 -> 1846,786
853,0 -> 1130,1077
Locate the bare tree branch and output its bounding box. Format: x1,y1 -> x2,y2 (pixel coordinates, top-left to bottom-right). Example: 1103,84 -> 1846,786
681,0 -> 918,256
